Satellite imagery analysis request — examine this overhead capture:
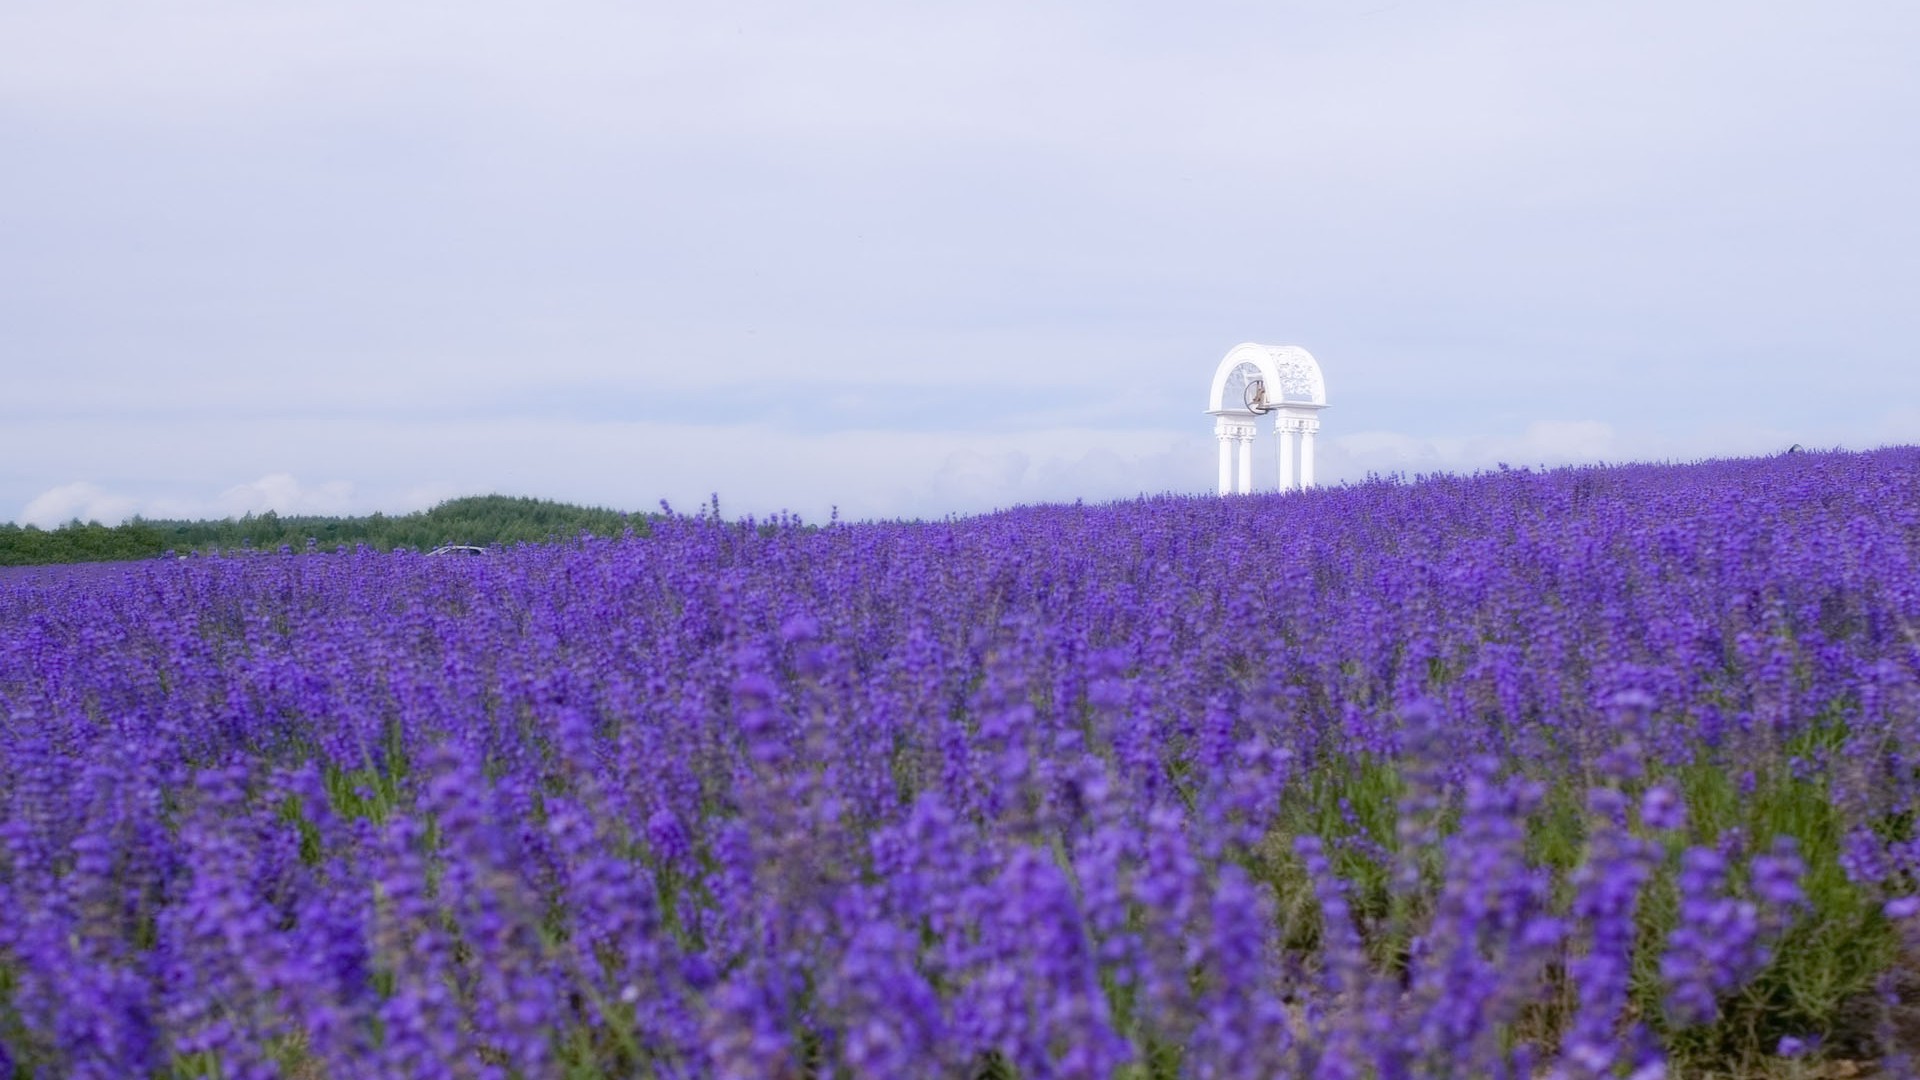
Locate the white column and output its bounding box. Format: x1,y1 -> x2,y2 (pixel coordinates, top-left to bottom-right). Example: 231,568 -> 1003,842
1217,435 -> 1233,495
1300,427 -> 1316,490
1277,423 -> 1296,493
1236,435 -> 1253,494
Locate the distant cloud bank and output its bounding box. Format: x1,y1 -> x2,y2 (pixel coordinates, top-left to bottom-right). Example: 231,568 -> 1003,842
18,410 -> 1901,529
19,474 -> 356,528
20,483 -> 140,530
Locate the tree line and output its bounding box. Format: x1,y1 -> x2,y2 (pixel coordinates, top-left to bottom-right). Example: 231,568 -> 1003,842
0,495 -> 646,567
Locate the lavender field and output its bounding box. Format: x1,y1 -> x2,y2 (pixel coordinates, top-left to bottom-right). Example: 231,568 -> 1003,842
5,450 -> 1920,1078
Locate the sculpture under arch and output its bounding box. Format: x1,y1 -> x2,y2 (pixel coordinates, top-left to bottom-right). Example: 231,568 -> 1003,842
1205,343 -> 1328,495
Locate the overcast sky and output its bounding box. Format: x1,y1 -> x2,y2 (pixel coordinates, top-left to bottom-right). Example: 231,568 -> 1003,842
5,0 -> 1917,526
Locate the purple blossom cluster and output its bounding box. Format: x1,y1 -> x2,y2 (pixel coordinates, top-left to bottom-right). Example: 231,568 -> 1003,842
3,448 -> 1920,1076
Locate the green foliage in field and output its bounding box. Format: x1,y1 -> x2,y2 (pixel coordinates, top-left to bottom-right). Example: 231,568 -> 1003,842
0,495 -> 646,566
1251,749 -> 1899,1077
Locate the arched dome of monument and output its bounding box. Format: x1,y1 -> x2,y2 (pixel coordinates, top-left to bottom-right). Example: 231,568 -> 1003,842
1206,343 -> 1327,413
1206,342 -> 1328,495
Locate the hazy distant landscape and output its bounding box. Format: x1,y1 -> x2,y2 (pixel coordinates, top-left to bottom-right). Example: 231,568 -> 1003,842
0,495 -> 641,566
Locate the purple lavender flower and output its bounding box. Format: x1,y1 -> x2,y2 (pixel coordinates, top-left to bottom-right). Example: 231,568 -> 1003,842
1640,783 -> 1686,833
1846,825 -> 1894,886
1778,1034 -> 1817,1057
1561,784 -> 1658,1074
1661,847 -> 1750,1025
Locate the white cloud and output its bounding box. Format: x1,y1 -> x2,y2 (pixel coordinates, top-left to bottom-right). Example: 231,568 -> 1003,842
16,474 -> 357,528
1326,421 -> 1624,479
19,482 -> 139,529
212,474 -> 356,518
1320,419 -> 1806,484
5,408 -> 1896,530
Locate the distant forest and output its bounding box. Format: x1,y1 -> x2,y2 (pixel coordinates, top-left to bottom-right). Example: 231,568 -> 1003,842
0,495 -> 645,567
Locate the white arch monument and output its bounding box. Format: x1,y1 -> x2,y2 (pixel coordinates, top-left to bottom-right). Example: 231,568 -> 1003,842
1205,343 -> 1328,495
